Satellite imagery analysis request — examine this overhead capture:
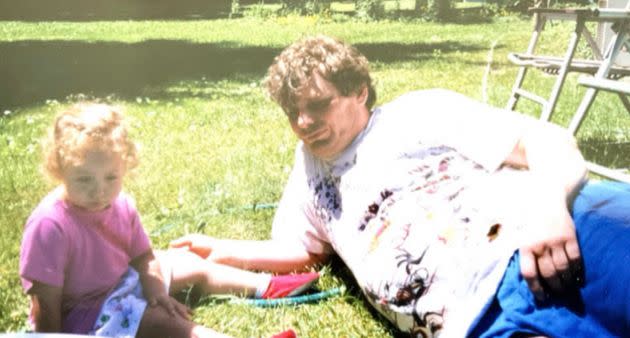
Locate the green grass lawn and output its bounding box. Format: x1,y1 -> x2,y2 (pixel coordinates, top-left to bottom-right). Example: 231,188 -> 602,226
1,12 -> 629,336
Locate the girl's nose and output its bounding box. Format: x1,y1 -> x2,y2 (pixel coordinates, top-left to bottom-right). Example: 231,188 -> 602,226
90,181 -> 105,198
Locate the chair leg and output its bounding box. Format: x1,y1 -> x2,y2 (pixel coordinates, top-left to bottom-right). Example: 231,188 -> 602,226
619,93 -> 630,113
568,88 -> 599,135
540,19 -> 585,122
506,67 -> 529,110
506,15 -> 546,111
569,22 -> 630,135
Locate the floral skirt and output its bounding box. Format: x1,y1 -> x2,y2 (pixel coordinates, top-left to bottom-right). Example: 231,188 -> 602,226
90,262 -> 171,337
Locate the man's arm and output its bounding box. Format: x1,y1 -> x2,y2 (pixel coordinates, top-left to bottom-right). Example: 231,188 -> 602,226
504,120 -> 588,204
504,120 -> 588,300
170,235 -> 328,274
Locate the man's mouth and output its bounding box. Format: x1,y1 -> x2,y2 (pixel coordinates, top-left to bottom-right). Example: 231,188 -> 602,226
303,128 -> 327,144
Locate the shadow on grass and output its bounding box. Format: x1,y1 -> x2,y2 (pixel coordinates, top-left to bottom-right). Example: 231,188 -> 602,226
0,0 -> 231,21
326,255 -> 404,337
0,40 -> 486,110
579,139 -> 630,173
385,7 -> 495,24
0,40 -> 280,110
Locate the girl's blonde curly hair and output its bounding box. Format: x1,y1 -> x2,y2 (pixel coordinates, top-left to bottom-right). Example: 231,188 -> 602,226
42,103 -> 138,181
264,35 -> 376,116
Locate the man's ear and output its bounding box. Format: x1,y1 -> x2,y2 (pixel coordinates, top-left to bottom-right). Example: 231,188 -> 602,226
356,85 -> 369,106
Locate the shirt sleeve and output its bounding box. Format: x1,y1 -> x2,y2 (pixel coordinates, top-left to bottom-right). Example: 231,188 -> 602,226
20,217 -> 69,292
390,89 -> 530,172
123,195 -> 152,260
272,146 -> 334,256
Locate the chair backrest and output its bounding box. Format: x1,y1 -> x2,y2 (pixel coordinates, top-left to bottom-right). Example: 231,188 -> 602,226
597,0 -> 630,66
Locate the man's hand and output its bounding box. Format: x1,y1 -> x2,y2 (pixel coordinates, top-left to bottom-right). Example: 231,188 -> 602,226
519,202 -> 583,301
501,120 -> 587,301
169,234 -> 216,259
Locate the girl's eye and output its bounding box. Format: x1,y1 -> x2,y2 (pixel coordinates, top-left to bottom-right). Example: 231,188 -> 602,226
76,177 -> 92,183
106,175 -> 118,181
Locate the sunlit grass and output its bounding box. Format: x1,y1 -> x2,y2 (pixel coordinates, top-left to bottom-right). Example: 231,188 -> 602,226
1,13 -> 629,336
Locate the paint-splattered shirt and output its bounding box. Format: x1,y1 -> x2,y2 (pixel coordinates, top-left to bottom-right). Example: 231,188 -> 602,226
272,89 -> 534,337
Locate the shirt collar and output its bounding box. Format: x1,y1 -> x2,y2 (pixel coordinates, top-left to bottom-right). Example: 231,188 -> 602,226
323,107 -> 379,177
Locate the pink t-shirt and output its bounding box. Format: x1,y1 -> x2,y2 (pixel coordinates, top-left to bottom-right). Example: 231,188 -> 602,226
19,188 -> 151,334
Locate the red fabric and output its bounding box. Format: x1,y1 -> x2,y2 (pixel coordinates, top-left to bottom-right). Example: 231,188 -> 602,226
262,272 -> 319,299
270,329 -> 297,338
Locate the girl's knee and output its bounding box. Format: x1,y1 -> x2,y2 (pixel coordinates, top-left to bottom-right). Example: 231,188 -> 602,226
137,305 -> 196,338
138,305 -> 230,338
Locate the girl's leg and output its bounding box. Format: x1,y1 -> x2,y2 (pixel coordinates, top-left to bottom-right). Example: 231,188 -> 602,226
158,248 -> 270,297
470,180 -> 630,338
137,304 -> 231,338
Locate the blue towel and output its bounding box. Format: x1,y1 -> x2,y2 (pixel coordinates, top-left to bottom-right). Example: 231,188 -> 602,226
470,180 -> 630,337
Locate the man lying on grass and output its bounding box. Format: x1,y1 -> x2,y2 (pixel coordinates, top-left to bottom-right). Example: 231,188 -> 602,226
172,35 -> 630,338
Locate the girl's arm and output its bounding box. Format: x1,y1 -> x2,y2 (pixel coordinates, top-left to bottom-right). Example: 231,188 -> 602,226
130,249 -> 189,319
29,281 -> 62,332
170,235 -> 328,274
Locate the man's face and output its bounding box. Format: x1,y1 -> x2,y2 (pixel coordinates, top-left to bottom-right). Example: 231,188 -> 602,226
287,73 -> 369,161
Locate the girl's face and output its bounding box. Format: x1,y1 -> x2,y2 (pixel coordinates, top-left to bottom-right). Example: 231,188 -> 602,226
61,150 -> 125,211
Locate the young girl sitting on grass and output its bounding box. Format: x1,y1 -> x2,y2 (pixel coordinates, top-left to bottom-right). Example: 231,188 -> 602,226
19,103 -> 317,337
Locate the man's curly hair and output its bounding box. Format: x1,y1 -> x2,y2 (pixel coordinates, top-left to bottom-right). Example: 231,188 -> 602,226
264,35 -> 376,115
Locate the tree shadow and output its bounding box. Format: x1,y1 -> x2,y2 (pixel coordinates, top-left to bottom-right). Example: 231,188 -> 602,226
0,40 -> 486,110
578,138 -> 630,173
0,0 -> 231,21
358,41 -> 487,63
385,7 -> 495,24
0,40 -> 279,110
326,255 -> 404,337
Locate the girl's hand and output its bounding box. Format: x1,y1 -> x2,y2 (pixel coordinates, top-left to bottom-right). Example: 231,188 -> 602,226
147,293 -> 191,320
169,234 -> 216,259
132,250 -> 191,319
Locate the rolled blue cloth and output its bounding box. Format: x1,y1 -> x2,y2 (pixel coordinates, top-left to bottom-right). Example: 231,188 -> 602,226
470,180 -> 630,338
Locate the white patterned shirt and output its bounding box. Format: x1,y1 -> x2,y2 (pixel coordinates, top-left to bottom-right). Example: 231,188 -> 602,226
272,89 -> 534,337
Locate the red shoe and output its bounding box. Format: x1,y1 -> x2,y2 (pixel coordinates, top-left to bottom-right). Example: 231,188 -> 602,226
261,272 -> 319,299
270,329 -> 296,338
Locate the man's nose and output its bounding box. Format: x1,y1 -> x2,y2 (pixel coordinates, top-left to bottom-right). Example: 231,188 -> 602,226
296,110 -> 315,129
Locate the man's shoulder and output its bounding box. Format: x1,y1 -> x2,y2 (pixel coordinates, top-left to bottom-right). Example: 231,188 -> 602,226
372,88 -> 454,125
386,88 -> 466,108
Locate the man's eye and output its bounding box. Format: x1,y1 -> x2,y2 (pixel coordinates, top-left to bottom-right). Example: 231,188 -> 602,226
106,175 -> 118,181
286,110 -> 298,120
308,98 -> 332,113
